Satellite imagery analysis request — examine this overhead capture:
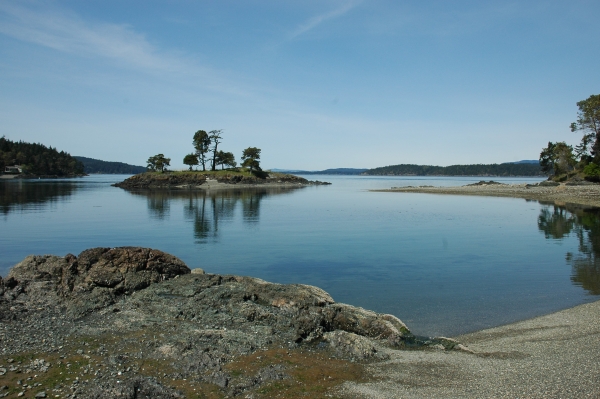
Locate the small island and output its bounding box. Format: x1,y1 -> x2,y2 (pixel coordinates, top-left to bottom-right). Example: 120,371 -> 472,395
114,129 -> 331,189
112,170 -> 331,190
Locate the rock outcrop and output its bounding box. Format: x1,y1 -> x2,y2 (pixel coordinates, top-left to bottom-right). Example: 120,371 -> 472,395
4,247 -> 190,317
0,247 -> 410,398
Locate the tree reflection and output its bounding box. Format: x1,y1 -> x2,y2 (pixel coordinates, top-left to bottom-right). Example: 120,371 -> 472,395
0,180 -> 78,215
537,206 -> 575,239
128,187 -> 299,242
538,202 -> 600,295
146,191 -> 171,220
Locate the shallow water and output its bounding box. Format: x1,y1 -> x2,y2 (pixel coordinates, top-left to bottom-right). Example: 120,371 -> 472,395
1,174 -> 599,337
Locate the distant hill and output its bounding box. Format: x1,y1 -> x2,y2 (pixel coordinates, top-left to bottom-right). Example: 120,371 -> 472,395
363,163 -> 545,176
271,168 -> 368,175
74,156 -> 146,174
508,160 -> 539,164
1,136 -> 84,176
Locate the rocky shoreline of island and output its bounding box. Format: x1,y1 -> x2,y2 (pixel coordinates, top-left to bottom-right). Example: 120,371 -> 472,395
112,171 -> 331,190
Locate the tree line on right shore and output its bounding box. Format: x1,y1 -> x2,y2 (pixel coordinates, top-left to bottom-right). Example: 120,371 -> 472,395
540,94 -> 600,182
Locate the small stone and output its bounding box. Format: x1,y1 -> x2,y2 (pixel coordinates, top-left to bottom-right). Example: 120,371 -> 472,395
35,392 -> 47,398
17,393 -> 24,397
191,268 -> 205,274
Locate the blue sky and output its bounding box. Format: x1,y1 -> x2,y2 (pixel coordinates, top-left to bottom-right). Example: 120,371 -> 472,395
0,1 -> 599,170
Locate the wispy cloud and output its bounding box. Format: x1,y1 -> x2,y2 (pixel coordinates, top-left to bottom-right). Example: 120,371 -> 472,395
0,2 -> 186,73
0,2 -> 260,99
289,1 -> 361,39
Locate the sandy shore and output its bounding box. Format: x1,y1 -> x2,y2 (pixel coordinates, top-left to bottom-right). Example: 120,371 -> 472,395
372,181 -> 600,207
338,181 -> 600,398
340,299 -> 600,398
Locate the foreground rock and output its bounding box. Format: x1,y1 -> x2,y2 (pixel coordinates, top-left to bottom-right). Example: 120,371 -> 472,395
113,172 -> 331,190
0,247 -> 443,398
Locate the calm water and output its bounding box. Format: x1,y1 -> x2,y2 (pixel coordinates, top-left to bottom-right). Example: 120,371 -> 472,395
1,174 -> 599,337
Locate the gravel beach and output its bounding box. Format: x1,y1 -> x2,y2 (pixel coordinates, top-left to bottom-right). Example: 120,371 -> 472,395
372,181 -> 600,208
339,299 -> 600,398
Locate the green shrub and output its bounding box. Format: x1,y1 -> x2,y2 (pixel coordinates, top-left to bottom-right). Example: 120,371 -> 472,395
583,162 -> 600,181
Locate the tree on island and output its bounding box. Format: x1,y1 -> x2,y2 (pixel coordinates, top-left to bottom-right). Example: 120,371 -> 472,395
241,147 -> 261,172
193,130 -> 211,171
183,153 -> 199,171
209,130 -> 223,171
215,150 -> 236,170
147,154 -> 170,172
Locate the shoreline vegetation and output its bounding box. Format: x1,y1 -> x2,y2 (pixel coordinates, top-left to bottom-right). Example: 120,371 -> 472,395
112,170 -> 332,190
0,136 -> 85,178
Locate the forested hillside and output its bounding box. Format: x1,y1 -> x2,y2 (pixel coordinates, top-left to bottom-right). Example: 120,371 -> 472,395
363,163 -> 544,176
74,156 -> 146,174
0,136 -> 84,176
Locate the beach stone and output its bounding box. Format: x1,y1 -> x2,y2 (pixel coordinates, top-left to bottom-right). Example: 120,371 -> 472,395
538,181 -> 560,187
191,268 -> 205,274
323,331 -> 379,360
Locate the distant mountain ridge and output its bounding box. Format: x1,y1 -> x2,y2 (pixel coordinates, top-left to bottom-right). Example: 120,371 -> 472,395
508,160 -> 539,164
74,156 -> 146,174
363,162 -> 544,176
273,162 -> 541,176
271,168 -> 368,175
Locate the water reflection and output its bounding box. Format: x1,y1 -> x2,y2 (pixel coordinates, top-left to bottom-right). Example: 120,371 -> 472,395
126,187 -> 300,242
538,202 -> 600,295
145,191 -> 171,220
0,180 -> 78,215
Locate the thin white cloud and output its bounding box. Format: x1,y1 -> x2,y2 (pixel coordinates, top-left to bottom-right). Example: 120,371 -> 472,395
0,2 -> 186,73
0,2 -> 260,99
290,1 -> 361,39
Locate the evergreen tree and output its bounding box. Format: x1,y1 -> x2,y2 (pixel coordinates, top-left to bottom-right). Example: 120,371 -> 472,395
193,130 -> 211,171
241,147 -> 261,172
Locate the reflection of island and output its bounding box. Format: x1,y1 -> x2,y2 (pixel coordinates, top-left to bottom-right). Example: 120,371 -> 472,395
538,202 -> 600,295
0,180 -> 78,215
126,187 -> 300,242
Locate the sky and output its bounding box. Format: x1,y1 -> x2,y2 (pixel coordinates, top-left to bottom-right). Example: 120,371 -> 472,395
0,0 -> 599,170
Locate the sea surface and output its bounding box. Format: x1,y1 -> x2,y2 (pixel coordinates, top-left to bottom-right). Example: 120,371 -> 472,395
2,174 -> 599,337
